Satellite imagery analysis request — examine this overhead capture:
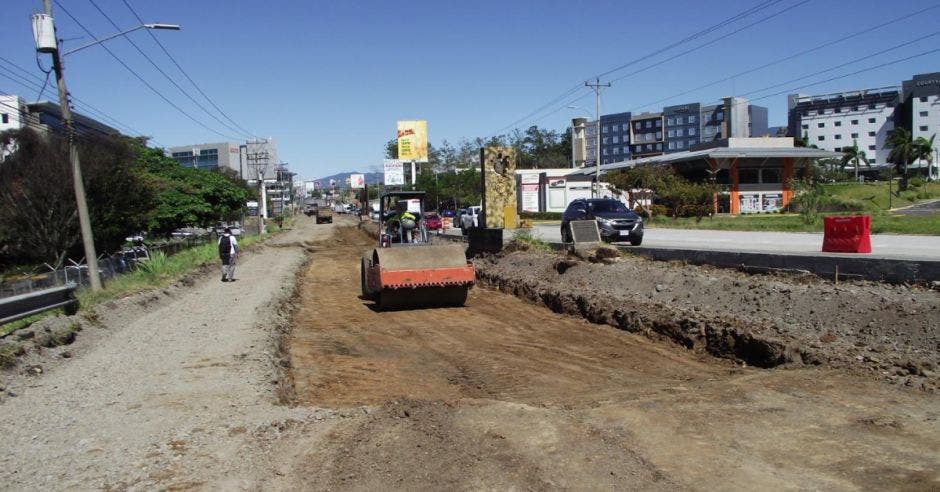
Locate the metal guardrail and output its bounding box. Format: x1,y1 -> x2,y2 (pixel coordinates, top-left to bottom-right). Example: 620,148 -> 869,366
0,283 -> 78,326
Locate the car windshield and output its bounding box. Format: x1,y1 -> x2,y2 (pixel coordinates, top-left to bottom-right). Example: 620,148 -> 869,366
589,201 -> 629,214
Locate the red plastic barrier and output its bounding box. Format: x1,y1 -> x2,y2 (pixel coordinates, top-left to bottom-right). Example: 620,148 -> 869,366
822,215 -> 871,253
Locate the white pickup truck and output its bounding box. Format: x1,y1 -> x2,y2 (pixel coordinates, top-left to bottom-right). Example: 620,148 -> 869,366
460,205 -> 481,235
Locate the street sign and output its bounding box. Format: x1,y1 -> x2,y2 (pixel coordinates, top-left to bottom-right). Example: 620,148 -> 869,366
384,159 -> 405,185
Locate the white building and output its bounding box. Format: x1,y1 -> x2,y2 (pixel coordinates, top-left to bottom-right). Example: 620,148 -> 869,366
902,72 -> 940,177
788,87 -> 899,168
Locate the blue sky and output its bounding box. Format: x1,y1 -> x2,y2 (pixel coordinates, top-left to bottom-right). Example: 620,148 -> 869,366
2,0 -> 937,180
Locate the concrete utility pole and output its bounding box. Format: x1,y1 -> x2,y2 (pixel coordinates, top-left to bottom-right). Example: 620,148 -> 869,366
42,0 -> 102,290
585,78 -> 610,198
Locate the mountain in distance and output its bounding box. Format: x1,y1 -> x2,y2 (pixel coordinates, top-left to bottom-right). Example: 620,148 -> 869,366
306,171 -> 383,187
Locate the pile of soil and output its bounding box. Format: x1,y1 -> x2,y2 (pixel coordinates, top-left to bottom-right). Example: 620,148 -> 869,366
475,247 -> 939,391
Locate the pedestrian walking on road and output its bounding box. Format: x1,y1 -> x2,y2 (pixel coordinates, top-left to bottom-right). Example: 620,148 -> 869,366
218,228 -> 238,282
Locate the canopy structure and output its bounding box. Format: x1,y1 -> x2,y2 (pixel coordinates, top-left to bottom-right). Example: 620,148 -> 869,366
581,138 -> 842,214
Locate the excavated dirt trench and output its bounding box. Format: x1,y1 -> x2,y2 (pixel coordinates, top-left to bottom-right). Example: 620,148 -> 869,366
273,222 -> 940,490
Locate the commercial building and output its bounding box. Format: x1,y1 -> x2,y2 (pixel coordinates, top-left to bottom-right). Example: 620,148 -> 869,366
629,112 -> 664,158
664,103 -> 700,153
899,72 -> 940,173
169,142 -> 242,173
600,112 -> 632,164
787,87 -> 899,168
0,95 -> 120,137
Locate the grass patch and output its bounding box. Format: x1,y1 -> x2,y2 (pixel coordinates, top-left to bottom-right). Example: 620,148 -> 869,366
822,181 -> 940,211
508,228 -> 553,252
0,342 -> 26,368
0,309 -> 64,335
76,232 -> 270,307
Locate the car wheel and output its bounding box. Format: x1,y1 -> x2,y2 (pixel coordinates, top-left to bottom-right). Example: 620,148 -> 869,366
630,236 -> 643,246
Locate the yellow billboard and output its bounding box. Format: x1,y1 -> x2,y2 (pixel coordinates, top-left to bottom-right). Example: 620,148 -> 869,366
396,120 -> 428,162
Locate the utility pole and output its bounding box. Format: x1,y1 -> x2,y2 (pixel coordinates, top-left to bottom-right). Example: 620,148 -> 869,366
586,78 -> 610,198
41,0 -> 102,290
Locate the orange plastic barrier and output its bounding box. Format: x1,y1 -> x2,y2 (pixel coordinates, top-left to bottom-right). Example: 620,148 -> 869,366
442,217 -> 451,231
822,215 -> 871,253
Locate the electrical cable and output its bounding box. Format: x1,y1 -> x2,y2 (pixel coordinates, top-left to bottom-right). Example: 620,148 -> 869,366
53,0 -> 244,141
85,0 -> 251,140
488,0 -> 794,138
119,0 -> 259,140
629,2 -> 940,111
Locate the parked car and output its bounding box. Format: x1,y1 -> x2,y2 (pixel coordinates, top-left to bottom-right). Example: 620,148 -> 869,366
441,209 -> 456,218
561,198 -> 643,245
424,212 -> 442,231
460,206 -> 481,235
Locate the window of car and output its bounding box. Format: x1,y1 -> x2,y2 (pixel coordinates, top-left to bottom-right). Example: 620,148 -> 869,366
588,200 -> 629,214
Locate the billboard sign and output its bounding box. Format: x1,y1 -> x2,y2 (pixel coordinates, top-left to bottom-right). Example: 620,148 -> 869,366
397,120 -> 428,162
384,159 -> 405,185
350,173 -> 365,189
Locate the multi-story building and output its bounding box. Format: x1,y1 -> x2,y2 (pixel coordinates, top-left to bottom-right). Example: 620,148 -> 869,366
629,112 -> 663,158
0,95 -> 120,137
169,142 -> 241,173
787,87 -> 899,168
600,112 -> 631,164
899,72 -> 940,167
663,103 -> 700,153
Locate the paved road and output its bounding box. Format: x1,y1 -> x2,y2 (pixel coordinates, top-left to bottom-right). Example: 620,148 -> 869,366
441,223 -> 940,261
895,198 -> 940,216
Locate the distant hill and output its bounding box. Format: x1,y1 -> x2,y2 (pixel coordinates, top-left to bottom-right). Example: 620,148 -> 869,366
307,171 -> 383,188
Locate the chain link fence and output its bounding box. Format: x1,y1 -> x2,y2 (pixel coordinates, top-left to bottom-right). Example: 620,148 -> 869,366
0,233 -> 218,299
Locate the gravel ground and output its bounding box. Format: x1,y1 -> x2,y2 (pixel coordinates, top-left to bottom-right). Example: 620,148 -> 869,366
0,220 -> 329,490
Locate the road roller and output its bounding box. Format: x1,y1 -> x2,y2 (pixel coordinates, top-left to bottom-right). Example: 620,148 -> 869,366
361,191 -> 475,310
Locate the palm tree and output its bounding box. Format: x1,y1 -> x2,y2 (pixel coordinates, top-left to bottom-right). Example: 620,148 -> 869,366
886,127 -> 914,190
914,134 -> 936,180
840,139 -> 869,181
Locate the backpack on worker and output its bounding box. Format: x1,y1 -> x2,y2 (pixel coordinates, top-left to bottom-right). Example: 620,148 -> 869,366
218,234 -> 231,258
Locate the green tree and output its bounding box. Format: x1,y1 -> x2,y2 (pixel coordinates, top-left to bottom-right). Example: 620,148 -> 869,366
886,127 -> 914,190
0,129 -> 153,266
914,134 -> 936,177
840,139 -> 869,181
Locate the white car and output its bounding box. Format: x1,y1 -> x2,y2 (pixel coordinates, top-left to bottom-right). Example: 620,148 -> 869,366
460,206 -> 481,234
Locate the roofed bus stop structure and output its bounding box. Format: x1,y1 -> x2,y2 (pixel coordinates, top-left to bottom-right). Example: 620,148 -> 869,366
587,137 -> 841,215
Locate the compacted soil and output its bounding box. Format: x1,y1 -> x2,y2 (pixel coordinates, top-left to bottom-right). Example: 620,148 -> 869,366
2,219 -> 938,490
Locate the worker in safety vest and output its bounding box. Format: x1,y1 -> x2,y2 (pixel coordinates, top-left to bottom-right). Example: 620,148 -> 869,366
386,202 -> 417,242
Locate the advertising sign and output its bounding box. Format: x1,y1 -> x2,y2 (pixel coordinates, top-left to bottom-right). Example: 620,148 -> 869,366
350,173 -> 365,189
397,120 -> 429,162
521,183 -> 540,212
383,159 -> 405,185
739,193 -> 761,214
762,193 -> 782,212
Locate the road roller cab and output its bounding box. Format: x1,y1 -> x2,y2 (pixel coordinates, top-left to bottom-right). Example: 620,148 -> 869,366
361,191 -> 475,310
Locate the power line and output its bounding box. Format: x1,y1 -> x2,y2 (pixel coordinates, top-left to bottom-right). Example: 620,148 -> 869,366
739,31 -> 940,99
0,58 -> 154,141
628,2 -> 940,111
85,0 -> 251,140
609,0 -> 811,84
488,0 -> 794,138
53,0 -> 244,141
119,0 -> 258,140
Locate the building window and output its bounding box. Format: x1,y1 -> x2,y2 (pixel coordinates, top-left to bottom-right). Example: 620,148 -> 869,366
689,139 -> 696,147
851,133 -> 858,138
868,118 -> 876,123
1,114 -> 7,124
656,131 -> 662,139
613,147 -> 619,154
668,129 -> 675,138
622,124 -> 629,131
920,126 -> 929,131
835,134 -> 842,140
676,129 -> 684,137
868,145 -> 876,150
689,127 -> 696,135
603,148 -> 608,155
635,122 -> 642,130
868,131 -> 876,137
834,121 -> 842,127
612,136 -> 619,143
667,118 -> 674,126
738,168 -> 760,184
676,116 -> 684,124
646,144 -> 653,151
834,147 -> 842,152
801,124 -> 808,130
920,111 -> 929,117
818,136 -> 825,141
603,125 -> 609,133
834,108 -> 842,113
623,146 -> 629,153
762,168 -> 782,184
602,137 -> 609,144
689,115 -> 696,123
655,143 -> 662,150
920,96 -> 928,102
870,158 -> 877,164
717,112 -> 724,121
668,141 -> 676,150
655,120 -> 661,127
677,141 -> 684,149
851,119 -> 858,125
818,122 -> 825,128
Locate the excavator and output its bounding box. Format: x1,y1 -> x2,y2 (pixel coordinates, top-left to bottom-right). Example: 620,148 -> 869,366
360,191 -> 475,310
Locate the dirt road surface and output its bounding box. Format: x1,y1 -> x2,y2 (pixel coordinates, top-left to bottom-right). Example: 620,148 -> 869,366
2,217 -> 938,490
279,223 -> 940,490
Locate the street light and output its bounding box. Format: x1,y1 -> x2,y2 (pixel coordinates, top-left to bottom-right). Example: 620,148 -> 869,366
32,2 -> 179,291
61,23 -> 181,57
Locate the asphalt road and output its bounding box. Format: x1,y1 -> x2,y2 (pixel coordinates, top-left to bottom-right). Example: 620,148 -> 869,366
440,223 -> 940,261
